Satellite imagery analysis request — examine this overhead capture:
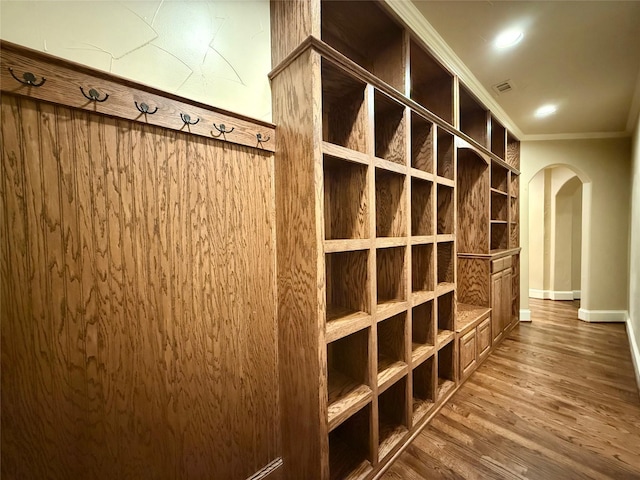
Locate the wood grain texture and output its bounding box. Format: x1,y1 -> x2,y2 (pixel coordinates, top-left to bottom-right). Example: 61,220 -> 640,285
436,129 -> 454,180
1,94 -> 279,479
411,243 -> 434,294
437,291 -> 455,333
270,0 -> 320,67
412,301 -> 435,351
410,112 -> 434,173
383,299 -> 640,480
490,116 -> 506,160
410,178 -> 433,236
1,42 -> 275,153
326,250 -> 370,318
459,86 -> 488,148
436,241 -> 454,285
376,170 -> 407,237
459,330 -> 477,378
412,356 -> 436,423
374,92 -> 407,165
456,149 -> 489,254
378,313 -> 408,380
376,247 -> 407,303
506,132 -> 521,169
492,190 -> 509,221
378,376 -> 410,460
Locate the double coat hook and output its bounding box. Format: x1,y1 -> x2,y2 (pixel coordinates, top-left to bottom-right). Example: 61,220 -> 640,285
80,87 -> 109,102
180,113 -> 199,126
135,101 -> 158,114
9,67 -> 46,87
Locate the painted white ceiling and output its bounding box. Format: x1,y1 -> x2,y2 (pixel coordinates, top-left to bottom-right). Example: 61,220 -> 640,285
409,0 -> 640,139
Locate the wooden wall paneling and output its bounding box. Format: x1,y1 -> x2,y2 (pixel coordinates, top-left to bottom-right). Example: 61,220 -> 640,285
457,257 -> 491,307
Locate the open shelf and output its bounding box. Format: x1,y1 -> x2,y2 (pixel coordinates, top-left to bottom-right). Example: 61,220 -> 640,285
436,128 -> 454,181
490,115 -> 506,159
326,250 -> 370,334
328,328 -> 372,430
378,376 -> 409,460
329,403 -> 373,480
459,84 -> 488,148
411,178 -> 433,236
410,39 -> 454,124
437,185 -> 454,235
324,155 -> 369,240
376,246 -> 406,311
411,300 -> 435,363
491,190 -> 508,222
491,162 -> 509,193
322,0 -> 405,92
412,356 -> 435,424
375,91 -> 406,165
437,290 -> 455,347
411,243 -> 434,295
437,241 -> 454,286
491,223 -> 509,251
322,60 -> 369,154
506,132 -> 521,169
376,169 -> 407,237
411,112 -> 434,173
377,313 -> 408,391
457,149 -> 489,254
456,303 -> 491,333
437,341 -> 456,400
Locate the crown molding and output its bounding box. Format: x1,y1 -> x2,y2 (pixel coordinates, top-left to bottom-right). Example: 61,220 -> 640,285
384,0 -> 524,139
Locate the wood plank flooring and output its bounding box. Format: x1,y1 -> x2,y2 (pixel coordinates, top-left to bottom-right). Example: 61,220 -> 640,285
381,299 -> 640,480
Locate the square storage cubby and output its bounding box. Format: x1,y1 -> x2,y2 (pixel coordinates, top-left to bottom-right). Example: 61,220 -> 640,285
375,91 -> 406,165
377,313 -> 408,389
490,116 -> 506,159
322,0 -> 405,92
329,403 -> 373,480
459,84 -> 488,147
324,155 -> 369,240
436,129 -> 454,180
411,178 -> 433,237
412,356 -> 435,423
326,250 -> 369,323
411,244 -> 434,294
437,341 -> 456,399
327,328 -> 371,425
376,169 -> 407,237
437,185 -> 454,235
411,112 -> 434,173
411,300 -> 435,360
437,290 -> 454,343
410,39 -> 454,124
376,246 -> 406,309
322,60 -> 369,153
491,223 -> 509,251
507,132 -> 521,169
437,241 -> 454,286
491,191 -> 508,222
491,162 -> 509,193
378,376 -> 409,460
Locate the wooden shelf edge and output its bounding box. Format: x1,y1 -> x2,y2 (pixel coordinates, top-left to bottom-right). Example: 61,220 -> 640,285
377,362 -> 408,393
375,237 -> 408,249
411,235 -> 435,245
378,424 -> 409,462
436,283 -> 455,296
411,344 -> 436,366
411,290 -> 435,306
491,187 -> 509,196
322,141 -> 371,166
325,238 -> 372,253
375,157 -> 407,175
436,176 -> 455,187
410,168 -> 435,182
328,384 -> 373,432
326,310 -> 372,344
437,330 -> 455,348
375,300 -> 408,322
456,303 -> 491,334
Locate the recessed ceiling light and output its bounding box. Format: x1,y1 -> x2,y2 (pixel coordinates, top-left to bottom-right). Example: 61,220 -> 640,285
494,29 -> 524,49
535,105 -> 557,117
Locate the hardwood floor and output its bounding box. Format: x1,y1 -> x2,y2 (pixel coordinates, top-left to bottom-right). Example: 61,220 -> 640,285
381,299 -> 640,480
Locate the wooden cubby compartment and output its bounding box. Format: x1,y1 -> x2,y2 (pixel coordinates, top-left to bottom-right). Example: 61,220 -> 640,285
437,341 -> 456,399
491,162 -> 509,193
377,313 -> 408,389
437,185 -> 454,235
329,403 -> 373,480
506,132 -> 521,169
322,60 -> 369,154
410,39 -> 454,124
437,241 -> 454,287
321,0 -> 405,92
324,155 -> 369,240
411,112 -> 434,173
376,169 -> 407,237
459,84 -> 488,147
491,224 -> 509,251
376,247 -> 406,311
437,290 -> 455,344
375,91 -> 406,165
412,300 -> 435,360
411,178 -> 433,236
378,376 -> 409,460
490,115 -> 506,159
457,149 -> 489,254
326,250 -> 369,324
412,356 -> 435,423
436,129 -> 454,180
491,191 -> 508,222
411,244 -> 434,295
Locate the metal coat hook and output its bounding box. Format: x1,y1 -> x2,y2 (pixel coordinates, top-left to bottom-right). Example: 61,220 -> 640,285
80,87 -> 109,102
9,67 -> 46,87
256,133 -> 271,144
180,113 -> 199,126
135,101 -> 158,115
213,123 -> 235,135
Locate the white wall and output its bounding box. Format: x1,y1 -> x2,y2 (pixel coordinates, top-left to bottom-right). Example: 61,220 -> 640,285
629,112 -> 640,388
0,0 -> 272,121
521,138 -> 631,320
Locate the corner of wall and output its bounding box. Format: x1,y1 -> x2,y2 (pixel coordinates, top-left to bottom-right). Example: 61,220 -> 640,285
519,309 -> 531,322
626,312 -> 640,398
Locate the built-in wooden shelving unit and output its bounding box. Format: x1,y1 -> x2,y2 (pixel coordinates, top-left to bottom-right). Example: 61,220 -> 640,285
271,0 -> 520,477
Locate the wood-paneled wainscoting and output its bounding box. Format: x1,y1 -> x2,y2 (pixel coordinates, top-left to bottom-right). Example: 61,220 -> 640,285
1,42 -> 281,480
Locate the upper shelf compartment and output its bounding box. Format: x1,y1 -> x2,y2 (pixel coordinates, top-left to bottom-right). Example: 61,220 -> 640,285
321,0 -> 406,92
459,84 -> 488,148
490,115 -> 506,160
410,39 -> 454,125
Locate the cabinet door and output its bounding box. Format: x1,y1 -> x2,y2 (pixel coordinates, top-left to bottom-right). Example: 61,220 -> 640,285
459,330 -> 477,379
502,268 -> 513,333
477,317 -> 491,359
491,271 -> 503,342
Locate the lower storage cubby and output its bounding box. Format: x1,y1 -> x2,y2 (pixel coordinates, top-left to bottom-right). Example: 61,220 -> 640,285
437,341 -> 456,400
491,223 -> 509,251
378,376 -> 409,460
376,169 -> 406,237
411,178 -> 433,236
326,250 -> 369,325
327,328 -> 372,431
437,291 -> 455,346
412,356 -> 435,424
411,243 -> 434,296
376,246 -> 406,317
329,403 -> 373,480
411,300 -> 435,363
437,184 -> 454,235
437,241 -> 455,288
377,313 -> 408,391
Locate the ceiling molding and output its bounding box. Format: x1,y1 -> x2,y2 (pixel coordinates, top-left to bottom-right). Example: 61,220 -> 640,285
384,0 -> 524,139
523,131 -> 631,142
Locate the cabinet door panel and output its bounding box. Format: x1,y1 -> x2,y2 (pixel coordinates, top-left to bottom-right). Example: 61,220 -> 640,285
460,330 -> 477,379
477,318 -> 491,359
491,271 -> 502,341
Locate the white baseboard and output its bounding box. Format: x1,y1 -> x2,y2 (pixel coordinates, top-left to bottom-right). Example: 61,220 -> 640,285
529,289 -> 576,301
626,313 -> 640,397
519,309 -> 531,322
577,308 -> 627,323
573,290 -> 581,300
